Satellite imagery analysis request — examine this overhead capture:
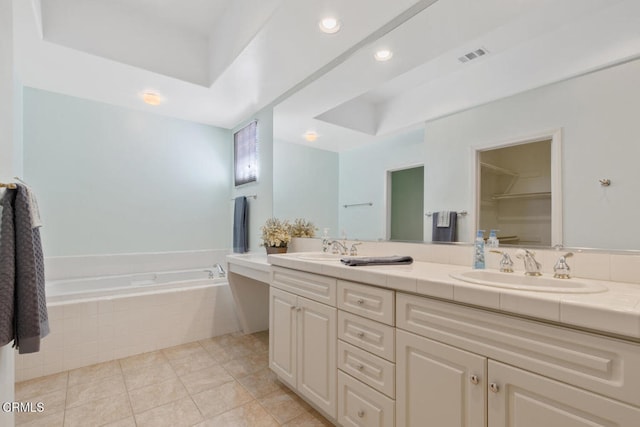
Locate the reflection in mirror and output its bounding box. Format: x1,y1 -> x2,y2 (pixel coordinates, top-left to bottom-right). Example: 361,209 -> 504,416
478,140 -> 551,247
388,165 -> 424,241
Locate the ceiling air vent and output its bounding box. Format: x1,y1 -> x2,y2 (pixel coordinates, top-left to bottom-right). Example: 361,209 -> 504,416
458,47 -> 488,63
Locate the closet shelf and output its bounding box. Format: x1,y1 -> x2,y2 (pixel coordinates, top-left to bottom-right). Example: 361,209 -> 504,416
492,191 -> 551,200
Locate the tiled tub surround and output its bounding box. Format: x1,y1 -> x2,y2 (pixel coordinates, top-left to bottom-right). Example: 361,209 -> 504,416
16,281 -> 240,382
16,249 -> 239,382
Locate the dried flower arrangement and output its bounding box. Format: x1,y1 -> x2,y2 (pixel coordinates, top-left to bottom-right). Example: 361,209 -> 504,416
290,218 -> 317,238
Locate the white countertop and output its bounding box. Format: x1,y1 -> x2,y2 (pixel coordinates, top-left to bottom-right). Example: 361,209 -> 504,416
226,253 -> 271,272
261,252 -> 640,341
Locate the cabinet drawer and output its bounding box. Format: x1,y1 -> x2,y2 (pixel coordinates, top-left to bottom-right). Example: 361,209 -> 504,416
339,311 -> 395,362
339,340 -> 395,398
272,267 -> 336,306
338,280 -> 395,325
397,292 -> 640,407
338,371 -> 395,427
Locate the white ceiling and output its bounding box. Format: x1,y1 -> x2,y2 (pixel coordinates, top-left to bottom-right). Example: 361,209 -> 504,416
14,0 -> 640,152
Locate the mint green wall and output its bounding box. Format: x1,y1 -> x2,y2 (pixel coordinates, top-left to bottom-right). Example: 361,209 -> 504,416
339,129 -> 425,241
23,88 -> 232,256
273,140 -> 339,234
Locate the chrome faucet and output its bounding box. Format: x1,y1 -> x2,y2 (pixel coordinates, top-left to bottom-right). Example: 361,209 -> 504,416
349,242 -> 362,256
322,236 -> 332,253
330,240 -> 349,255
553,252 -> 573,279
489,250 -> 514,273
206,263 -> 226,279
515,249 -> 542,276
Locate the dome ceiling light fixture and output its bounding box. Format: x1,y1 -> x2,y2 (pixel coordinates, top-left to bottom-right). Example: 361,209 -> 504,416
304,131 -> 319,142
141,91 -> 163,106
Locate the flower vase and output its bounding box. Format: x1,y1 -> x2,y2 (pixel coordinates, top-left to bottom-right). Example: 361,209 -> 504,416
266,246 -> 288,254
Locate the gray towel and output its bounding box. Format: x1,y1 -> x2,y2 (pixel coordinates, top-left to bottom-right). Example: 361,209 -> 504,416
0,185 -> 49,353
0,189 -> 16,347
233,196 -> 248,253
432,212 -> 457,242
340,256 -> 413,267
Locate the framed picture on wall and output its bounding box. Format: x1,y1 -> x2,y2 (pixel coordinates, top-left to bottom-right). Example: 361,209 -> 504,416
234,120 -> 258,186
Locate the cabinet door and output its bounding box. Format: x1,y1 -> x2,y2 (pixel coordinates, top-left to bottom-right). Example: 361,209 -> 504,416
269,287 -> 297,388
297,296 -> 337,418
396,330 -> 486,427
488,360 -> 640,427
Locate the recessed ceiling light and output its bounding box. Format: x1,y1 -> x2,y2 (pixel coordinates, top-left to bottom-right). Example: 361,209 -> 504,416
374,49 -> 393,62
319,17 -> 341,34
142,92 -> 162,106
304,131 -> 319,142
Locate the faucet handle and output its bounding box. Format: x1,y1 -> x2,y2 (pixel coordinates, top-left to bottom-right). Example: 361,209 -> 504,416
490,250 -> 514,273
349,242 -> 362,256
554,252 -> 573,279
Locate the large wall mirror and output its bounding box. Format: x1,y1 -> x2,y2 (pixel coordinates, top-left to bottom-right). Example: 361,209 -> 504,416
272,2 -> 640,252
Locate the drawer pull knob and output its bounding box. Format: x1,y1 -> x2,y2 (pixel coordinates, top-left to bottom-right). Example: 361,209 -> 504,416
356,299 -> 365,305
357,410 -> 365,418
296,307 -> 302,312
489,383 -> 499,393
356,364 -> 365,371
356,331 -> 365,338
470,375 -> 479,385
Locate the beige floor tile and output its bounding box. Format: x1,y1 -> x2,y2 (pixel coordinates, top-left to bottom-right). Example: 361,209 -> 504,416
282,409 -> 335,427
179,363 -> 234,395
63,393 -> 132,427
167,347 -> 217,376
119,350 -> 167,372
161,341 -> 204,361
259,388 -> 311,424
66,374 -> 126,409
122,360 -> 177,390
15,409 -> 65,427
191,380 -> 253,419
67,360 -> 122,387
14,389 -> 66,425
195,400 -> 279,427
223,351 -> 269,378
102,417 -> 137,427
237,367 -> 286,399
16,372 -> 68,400
128,377 -> 188,414
134,396 -> 203,427
200,335 -> 255,363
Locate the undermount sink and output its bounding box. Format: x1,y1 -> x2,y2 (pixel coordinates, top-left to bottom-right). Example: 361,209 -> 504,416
294,252 -> 343,261
450,270 -> 608,294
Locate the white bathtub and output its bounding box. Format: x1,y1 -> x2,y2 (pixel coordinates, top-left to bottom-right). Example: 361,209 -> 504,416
16,269 -> 239,382
46,268 -> 223,302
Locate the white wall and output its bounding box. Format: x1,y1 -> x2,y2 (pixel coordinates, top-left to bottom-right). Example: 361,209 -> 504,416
424,59 -> 640,249
23,88 -> 232,256
273,140 -> 339,235
0,0 -> 16,422
231,108 -> 274,252
339,128 -> 425,241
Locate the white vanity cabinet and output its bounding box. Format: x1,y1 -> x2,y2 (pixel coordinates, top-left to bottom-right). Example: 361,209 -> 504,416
337,280 -> 396,427
396,293 -> 640,427
269,268 -> 338,419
